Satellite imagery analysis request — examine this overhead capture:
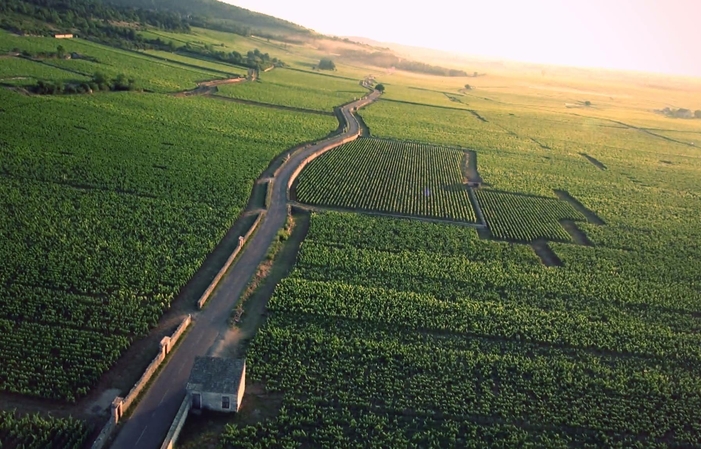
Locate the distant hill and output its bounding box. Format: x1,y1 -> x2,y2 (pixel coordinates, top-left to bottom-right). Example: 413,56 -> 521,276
104,0 -> 314,39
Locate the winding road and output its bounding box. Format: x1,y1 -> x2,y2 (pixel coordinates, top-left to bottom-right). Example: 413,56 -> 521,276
109,88 -> 381,449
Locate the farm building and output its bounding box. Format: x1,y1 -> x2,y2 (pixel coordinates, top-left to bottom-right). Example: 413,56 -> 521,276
54,34 -> 74,39
186,357 -> 246,413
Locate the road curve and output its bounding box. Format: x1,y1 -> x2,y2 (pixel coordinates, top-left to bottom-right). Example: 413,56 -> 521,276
109,88 -> 381,449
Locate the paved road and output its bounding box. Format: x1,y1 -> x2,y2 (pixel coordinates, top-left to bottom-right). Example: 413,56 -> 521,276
110,89 -> 381,449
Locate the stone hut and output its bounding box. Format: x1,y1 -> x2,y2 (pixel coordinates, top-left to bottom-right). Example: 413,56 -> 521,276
186,357 -> 246,413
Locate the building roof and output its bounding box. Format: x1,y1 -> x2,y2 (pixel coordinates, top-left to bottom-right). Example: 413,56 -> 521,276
186,357 -> 245,394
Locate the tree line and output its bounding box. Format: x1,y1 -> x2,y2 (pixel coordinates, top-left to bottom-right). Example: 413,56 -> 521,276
32,71 -> 137,95
335,50 -> 468,77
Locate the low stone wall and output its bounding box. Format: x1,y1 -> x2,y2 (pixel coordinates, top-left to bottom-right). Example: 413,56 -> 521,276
90,315 -> 192,449
265,179 -> 274,209
159,394 -> 191,449
197,211 -> 266,309
286,132 -> 360,192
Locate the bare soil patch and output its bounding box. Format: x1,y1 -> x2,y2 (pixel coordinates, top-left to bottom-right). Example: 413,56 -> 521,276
560,220 -> 593,246
462,150 -> 483,186
530,240 -> 562,267
553,190 -> 605,225
580,153 -> 607,170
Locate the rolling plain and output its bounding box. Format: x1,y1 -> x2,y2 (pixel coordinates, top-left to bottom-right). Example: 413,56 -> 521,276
1,8 -> 701,449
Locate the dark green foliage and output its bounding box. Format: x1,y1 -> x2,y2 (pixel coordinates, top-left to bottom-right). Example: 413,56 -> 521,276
318,58 -> 335,71
375,83 -> 385,92
31,71 -> 136,94
180,44 -> 279,70
0,0 -> 191,39
105,0 -> 313,39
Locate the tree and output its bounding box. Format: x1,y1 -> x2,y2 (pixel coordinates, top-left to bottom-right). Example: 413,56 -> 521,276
56,45 -> 66,59
584,100 -> 592,107
695,110 -> 701,119
464,84 -> 472,90
318,58 -> 335,70
375,83 -> 385,92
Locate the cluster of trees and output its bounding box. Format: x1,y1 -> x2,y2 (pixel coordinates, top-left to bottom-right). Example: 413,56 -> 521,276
0,0 -> 191,36
32,72 -> 137,95
655,107 -> 701,119
180,44 -> 280,70
318,58 -> 335,70
338,50 -> 467,77
0,0 -> 313,49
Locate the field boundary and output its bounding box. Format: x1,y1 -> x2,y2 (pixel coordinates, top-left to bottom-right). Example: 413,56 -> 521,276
379,97 -> 475,113
468,188 -> 487,227
530,240 -> 563,267
579,153 -> 607,170
90,315 -> 192,449
553,190 -> 606,225
290,202 -> 485,228
560,220 -> 594,246
209,94 -> 335,116
197,211 -> 266,309
463,150 -> 483,185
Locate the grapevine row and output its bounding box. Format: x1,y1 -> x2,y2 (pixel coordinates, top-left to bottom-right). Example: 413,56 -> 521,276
297,138 -> 477,222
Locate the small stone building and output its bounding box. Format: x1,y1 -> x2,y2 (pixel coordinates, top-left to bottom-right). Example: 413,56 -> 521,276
186,357 -> 246,413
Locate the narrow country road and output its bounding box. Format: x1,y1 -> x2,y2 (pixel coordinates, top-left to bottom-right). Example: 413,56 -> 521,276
109,88 -> 381,449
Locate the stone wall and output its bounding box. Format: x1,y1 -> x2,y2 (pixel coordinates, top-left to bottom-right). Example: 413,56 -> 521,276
197,211 -> 266,309
90,314 -> 192,449
159,394 -> 191,449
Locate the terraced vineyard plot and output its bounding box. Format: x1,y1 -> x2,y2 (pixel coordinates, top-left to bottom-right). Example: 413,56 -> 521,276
475,190 -> 586,242
296,138 -> 477,222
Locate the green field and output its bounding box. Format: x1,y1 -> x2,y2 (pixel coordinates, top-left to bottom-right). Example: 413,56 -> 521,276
0,87 -> 335,402
0,31 -> 229,92
217,67 -> 368,111
296,138 -> 477,222
220,211 -> 701,447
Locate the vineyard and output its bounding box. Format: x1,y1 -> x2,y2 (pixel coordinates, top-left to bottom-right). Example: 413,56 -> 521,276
0,85 -> 336,403
216,68 -> 368,112
475,190 -> 587,242
296,138 -> 477,223
0,31 -> 233,92
0,411 -> 89,449
221,211 -> 701,447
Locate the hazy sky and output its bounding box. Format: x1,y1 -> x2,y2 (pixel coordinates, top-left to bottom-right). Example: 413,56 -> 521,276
226,0 -> 699,76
